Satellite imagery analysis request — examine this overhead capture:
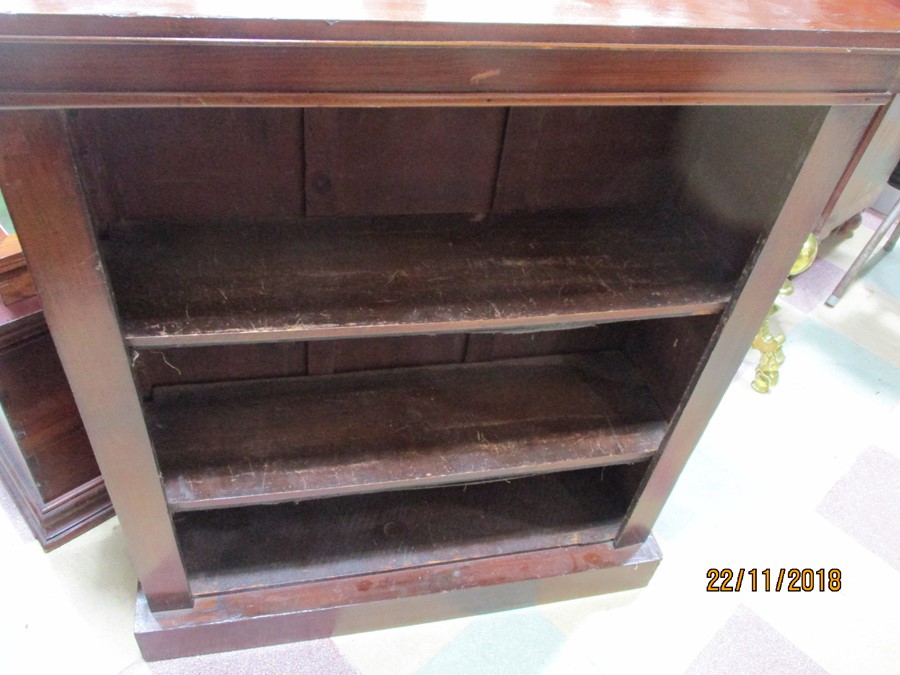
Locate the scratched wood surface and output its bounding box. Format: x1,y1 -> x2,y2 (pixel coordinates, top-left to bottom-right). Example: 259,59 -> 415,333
151,352 -> 664,510
102,209 -> 734,347
132,342 -> 309,399
132,327 -> 627,395
174,462 -> 647,596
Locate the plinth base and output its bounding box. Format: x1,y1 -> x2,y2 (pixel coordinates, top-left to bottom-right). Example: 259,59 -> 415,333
135,535 -> 661,661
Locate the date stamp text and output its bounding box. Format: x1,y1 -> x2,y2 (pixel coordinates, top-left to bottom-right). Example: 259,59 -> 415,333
706,568 -> 841,592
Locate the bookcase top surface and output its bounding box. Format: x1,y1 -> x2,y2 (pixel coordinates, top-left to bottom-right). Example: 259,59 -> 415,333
1,0 -> 899,48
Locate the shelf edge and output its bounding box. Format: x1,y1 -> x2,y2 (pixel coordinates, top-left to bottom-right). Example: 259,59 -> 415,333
165,448 -> 658,512
125,300 -> 730,348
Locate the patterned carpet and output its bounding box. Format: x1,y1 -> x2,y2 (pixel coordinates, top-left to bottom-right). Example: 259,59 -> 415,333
0,209 -> 897,674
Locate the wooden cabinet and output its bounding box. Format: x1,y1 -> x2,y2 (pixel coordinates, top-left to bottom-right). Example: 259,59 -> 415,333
0,230 -> 111,550
0,300 -> 112,549
0,2 -> 897,661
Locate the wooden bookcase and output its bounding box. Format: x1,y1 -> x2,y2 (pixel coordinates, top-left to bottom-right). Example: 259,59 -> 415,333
0,2 -> 897,661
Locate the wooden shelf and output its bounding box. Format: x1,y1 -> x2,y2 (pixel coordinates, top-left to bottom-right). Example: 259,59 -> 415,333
102,209 -> 734,347
174,464 -> 644,596
149,352 -> 665,511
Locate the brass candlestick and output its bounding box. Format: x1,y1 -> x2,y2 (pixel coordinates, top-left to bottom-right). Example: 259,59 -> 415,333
751,234 -> 818,394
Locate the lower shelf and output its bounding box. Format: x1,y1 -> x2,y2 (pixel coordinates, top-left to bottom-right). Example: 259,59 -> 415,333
150,351 -> 665,510
174,463 -> 648,597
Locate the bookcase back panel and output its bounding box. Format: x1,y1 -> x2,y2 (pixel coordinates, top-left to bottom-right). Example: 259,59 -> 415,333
494,106 -> 681,212
304,107 -> 507,217
73,106 -> 689,226
71,108 -> 304,226
132,342 -> 310,398
132,326 -> 627,396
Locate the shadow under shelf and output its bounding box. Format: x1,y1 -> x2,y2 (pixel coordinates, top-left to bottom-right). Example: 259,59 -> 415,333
173,462 -> 648,597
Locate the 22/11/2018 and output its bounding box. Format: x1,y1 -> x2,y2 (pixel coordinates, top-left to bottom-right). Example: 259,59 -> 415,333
707,568 -> 842,592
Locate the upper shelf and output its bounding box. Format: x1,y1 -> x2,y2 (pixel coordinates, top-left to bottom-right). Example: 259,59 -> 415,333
104,209 -> 734,348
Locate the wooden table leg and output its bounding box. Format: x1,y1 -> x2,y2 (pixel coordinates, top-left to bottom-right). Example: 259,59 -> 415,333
827,198 -> 900,306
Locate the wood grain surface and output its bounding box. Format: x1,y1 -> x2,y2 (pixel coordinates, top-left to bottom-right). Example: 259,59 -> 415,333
0,42 -> 895,99
2,0 -> 897,646
0,110 -> 192,610
70,108 -> 304,226
102,209 -> 734,347
174,463 -> 648,596
135,536 -> 661,660
305,107 -> 505,217
150,352 -> 664,510
1,1 -> 899,46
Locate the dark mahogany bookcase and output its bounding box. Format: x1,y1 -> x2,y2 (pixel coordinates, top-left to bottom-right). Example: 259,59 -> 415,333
0,2 -> 897,660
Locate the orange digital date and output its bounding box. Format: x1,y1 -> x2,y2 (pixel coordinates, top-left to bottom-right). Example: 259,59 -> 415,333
706,568 -> 841,592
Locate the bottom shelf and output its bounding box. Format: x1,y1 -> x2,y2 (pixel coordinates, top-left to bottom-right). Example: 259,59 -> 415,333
175,463 -> 648,597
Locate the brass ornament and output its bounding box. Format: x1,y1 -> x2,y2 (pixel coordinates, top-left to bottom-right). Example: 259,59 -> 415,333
751,234 -> 817,394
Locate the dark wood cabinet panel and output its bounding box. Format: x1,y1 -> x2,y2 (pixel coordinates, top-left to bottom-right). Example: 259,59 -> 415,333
0,305 -> 112,550
495,107 -> 680,212
1,1 -> 899,46
72,109 -> 304,226
305,107 -> 506,217
0,42 -> 896,99
0,330 -> 96,500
